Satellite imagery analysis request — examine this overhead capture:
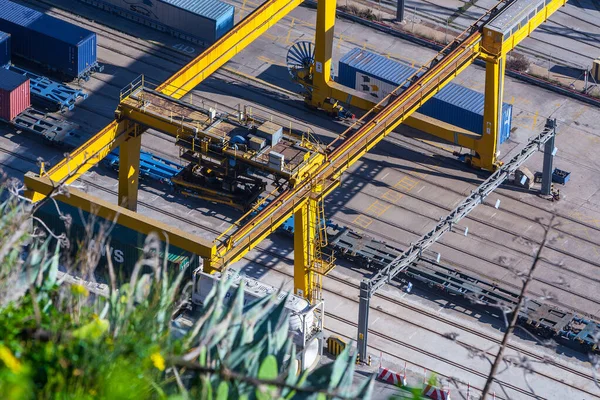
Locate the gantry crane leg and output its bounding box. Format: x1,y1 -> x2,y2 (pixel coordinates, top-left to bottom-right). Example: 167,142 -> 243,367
478,54 -> 506,171
293,198 -> 317,302
117,126 -> 142,211
308,0 -> 339,113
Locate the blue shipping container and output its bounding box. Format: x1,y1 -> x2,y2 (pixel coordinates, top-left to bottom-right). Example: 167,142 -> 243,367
79,0 -> 234,44
0,31 -> 9,68
338,48 -> 512,144
0,0 -> 98,80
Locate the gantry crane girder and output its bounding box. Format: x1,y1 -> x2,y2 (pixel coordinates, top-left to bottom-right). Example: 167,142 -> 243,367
305,0 -> 565,171
24,0 -> 567,303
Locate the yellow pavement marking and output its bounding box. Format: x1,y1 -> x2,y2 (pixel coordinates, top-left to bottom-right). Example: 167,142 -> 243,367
382,189 -> 404,203
394,176 -> 419,191
366,200 -> 390,217
257,55 -> 286,67
353,215 -> 373,228
531,111 -> 539,129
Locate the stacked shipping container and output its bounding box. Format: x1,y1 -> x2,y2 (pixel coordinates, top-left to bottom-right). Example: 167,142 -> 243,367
338,48 -> 513,144
0,31 -> 10,68
0,0 -> 98,80
0,67 -> 30,121
79,0 -> 234,44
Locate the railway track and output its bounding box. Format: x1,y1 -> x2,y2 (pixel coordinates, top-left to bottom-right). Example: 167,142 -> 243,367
236,247 -> 599,399
2,142 -> 597,398
18,0 -> 600,314
354,0 -> 600,68
337,172 -> 600,306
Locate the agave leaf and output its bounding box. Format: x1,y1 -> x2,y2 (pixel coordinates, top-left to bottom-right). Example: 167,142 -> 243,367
42,243 -> 60,290
329,345 -> 353,390
258,355 -> 278,380
215,381 -> 229,400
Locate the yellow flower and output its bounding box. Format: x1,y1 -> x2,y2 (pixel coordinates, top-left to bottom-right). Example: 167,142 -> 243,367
0,345 -> 22,373
71,284 -> 89,297
150,352 -> 165,371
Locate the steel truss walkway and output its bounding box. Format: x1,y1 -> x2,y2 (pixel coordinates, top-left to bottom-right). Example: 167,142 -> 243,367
25,0 -> 567,304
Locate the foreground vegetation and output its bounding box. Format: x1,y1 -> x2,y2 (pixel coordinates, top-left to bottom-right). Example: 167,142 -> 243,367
0,186 -> 375,399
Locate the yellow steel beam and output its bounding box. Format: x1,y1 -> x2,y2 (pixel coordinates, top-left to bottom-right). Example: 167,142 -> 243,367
27,120 -> 135,203
27,0 -> 305,202
293,199 -> 316,299
118,134 -> 142,211
481,55 -> 505,171
24,172 -> 216,260
313,0 -> 336,89
157,0 -> 305,99
210,32 -> 482,270
482,0 -> 568,56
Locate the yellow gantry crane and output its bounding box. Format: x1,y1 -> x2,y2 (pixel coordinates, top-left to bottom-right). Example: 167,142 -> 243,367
25,0 -> 566,303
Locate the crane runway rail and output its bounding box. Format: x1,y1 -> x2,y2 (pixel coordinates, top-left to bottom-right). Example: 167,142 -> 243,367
324,222 -> 600,354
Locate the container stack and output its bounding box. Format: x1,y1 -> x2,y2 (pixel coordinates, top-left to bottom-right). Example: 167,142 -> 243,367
78,0 -> 234,45
338,48 -> 513,144
0,31 -> 9,68
0,67 -> 30,122
0,0 -> 98,80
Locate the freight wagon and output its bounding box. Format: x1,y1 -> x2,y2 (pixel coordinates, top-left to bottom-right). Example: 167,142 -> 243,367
78,0 -> 234,45
338,48 -> 513,145
0,31 -> 10,68
0,0 -> 102,81
34,199 -> 202,281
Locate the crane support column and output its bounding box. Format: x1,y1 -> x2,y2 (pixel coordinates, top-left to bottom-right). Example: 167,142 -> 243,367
294,198 -> 318,302
313,0 -> 336,88
357,280 -> 371,364
117,130 -> 142,211
480,55 -> 505,171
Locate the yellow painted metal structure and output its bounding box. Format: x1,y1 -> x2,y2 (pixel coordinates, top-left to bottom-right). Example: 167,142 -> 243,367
25,0 -> 567,302
307,0 -> 566,171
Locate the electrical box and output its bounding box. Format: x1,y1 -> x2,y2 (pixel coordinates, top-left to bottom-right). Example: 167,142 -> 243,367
592,59 -> 600,82
268,151 -> 285,171
255,121 -> 283,146
248,135 -> 266,151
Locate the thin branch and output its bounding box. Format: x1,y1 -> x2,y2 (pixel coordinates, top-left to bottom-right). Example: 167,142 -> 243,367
481,216 -> 555,398
169,357 -> 356,399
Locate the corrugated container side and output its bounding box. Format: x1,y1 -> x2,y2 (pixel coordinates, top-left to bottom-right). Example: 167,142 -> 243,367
418,84 -> 485,135
0,0 -> 97,79
78,0 -> 234,44
0,68 -> 29,121
338,47 -> 416,98
35,200 -> 199,280
500,103 -> 512,144
0,31 -> 9,67
338,48 -> 513,141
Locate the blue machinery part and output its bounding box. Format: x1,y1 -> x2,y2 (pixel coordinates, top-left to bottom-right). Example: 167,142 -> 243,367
103,150 -> 183,185
9,65 -> 88,112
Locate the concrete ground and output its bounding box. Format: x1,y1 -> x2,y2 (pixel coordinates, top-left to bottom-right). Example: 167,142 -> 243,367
2,0 -> 600,398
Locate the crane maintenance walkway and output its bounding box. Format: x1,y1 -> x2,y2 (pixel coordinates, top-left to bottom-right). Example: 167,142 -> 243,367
117,77 -> 322,180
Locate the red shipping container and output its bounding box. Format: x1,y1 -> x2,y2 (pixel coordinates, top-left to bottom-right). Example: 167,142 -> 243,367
0,68 -> 30,121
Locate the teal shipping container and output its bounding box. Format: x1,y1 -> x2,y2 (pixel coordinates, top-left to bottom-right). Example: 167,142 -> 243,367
34,200 -> 201,280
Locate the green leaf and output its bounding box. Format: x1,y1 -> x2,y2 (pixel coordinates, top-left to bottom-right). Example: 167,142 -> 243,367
72,318 -> 109,340
216,381 -> 229,400
258,355 -> 278,380
256,355 -> 278,400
